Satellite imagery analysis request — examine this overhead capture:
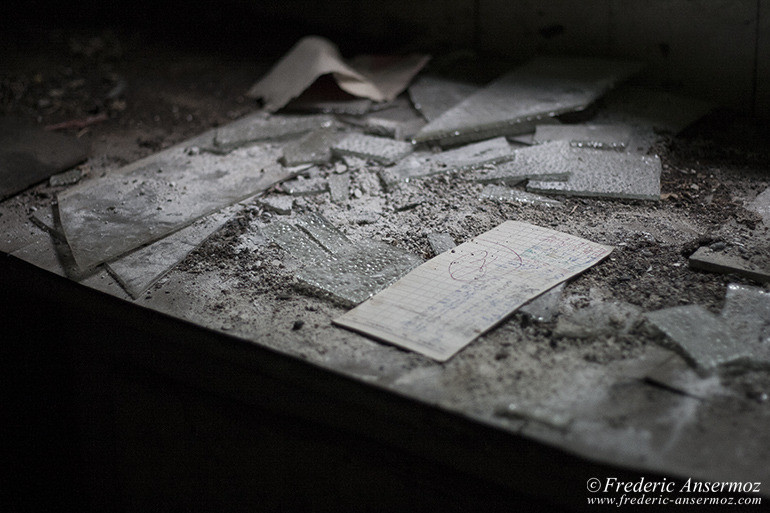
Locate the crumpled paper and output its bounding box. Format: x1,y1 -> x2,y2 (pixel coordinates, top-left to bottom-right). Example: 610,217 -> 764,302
247,36 -> 430,112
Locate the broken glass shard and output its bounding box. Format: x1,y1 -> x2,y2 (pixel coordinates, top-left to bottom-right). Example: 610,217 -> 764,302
295,212 -> 351,253
688,247 -> 770,283
532,124 -> 631,150
473,141 -> 579,185
526,142 -> 661,201
262,221 -> 330,262
519,282 -> 565,323
106,208 -> 234,299
281,128 -> 344,166
212,113 -> 336,152
720,284 -> 770,362
408,75 -> 481,122
384,137 -> 516,186
426,232 -> 456,256
296,240 -> 422,307
57,140 -> 289,270
332,133 -> 414,165
480,184 -> 563,207
414,56 -> 642,146
645,305 -> 747,371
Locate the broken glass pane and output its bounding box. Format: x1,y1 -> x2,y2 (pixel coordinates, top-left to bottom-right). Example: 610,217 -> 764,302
57,139 -> 290,270
281,127 -> 344,166
519,283 -> 565,323
106,208 -> 234,299
688,247 -> 770,283
212,113 -> 337,151
721,284 -> 770,362
526,142 -> 661,201
414,56 -> 642,146
384,137 -> 515,186
408,75 -> 481,122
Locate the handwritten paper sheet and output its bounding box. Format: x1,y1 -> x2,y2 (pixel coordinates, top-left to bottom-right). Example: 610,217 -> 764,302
334,221 -> 612,361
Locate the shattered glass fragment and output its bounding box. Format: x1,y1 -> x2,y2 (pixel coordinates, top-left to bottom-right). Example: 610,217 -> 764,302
296,212 -> 351,253
688,247 -> 770,283
645,305 -> 747,372
526,142 -> 661,201
414,56 -> 642,146
519,283 -> 565,322
213,113 -> 336,152
533,124 -> 631,150
281,128 -> 345,166
296,240 -> 422,307
262,221 -> 329,262
328,172 -> 350,204
408,75 -> 480,122
332,133 -> 414,165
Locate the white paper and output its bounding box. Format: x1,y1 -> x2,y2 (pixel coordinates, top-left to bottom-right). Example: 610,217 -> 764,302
334,221 -> 612,361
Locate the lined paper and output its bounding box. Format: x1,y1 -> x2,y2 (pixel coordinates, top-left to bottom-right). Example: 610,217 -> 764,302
334,221 -> 612,361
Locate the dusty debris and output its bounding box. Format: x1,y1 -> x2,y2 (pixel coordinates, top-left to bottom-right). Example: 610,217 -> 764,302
281,174 -> 328,196
519,283 -> 565,323
414,55 -> 641,146
688,246 -> 770,283
555,301 -> 642,339
246,36 -> 429,111
480,184 -> 563,208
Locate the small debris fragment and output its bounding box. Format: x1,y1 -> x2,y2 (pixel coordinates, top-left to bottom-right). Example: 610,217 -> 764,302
332,133 -> 414,165
281,175 -> 328,196
688,247 -> 770,283
257,195 -> 294,215
49,168 -> 85,187
555,301 -> 641,338
292,320 -> 305,330
328,172 -> 350,204
426,232 -> 456,256
414,55 -> 641,145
